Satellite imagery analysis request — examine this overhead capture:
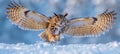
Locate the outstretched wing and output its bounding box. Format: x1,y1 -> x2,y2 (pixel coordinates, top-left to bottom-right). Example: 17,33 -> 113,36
64,10 -> 116,36
6,2 -> 49,30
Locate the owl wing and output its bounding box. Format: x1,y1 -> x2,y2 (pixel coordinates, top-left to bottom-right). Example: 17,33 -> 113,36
64,10 -> 116,36
6,2 -> 49,31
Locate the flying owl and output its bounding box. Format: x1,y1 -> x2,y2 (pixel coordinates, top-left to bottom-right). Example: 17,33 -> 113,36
6,1 -> 117,43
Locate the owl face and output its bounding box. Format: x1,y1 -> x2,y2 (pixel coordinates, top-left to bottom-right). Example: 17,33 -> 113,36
51,13 -> 68,27
49,13 -> 68,35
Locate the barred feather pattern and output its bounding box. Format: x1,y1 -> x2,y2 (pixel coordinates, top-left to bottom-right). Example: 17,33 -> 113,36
6,2 -> 48,30
6,1 -> 117,42
64,11 -> 116,36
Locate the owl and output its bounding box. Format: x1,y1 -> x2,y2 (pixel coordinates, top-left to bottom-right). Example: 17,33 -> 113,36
6,1 -> 116,43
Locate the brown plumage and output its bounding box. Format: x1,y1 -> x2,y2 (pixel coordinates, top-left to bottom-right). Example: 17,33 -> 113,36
64,11 -> 116,36
6,1 -> 117,43
7,2 -> 49,30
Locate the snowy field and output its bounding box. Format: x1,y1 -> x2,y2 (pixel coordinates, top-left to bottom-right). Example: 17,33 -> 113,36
0,0 -> 120,54
0,41 -> 120,54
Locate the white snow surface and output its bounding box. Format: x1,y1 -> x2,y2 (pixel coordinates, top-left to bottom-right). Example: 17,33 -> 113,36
0,41 -> 120,54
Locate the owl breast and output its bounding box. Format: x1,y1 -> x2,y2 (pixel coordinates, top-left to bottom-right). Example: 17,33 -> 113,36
49,22 -> 66,35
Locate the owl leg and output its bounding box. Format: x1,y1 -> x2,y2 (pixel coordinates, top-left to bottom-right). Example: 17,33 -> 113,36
40,32 -> 60,42
47,33 -> 56,42
40,32 -> 56,42
47,34 -> 60,42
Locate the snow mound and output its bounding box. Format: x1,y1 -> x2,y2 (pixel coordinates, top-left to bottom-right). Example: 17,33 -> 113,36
0,41 -> 120,54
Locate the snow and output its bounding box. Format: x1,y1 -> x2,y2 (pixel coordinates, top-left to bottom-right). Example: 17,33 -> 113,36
0,41 -> 120,54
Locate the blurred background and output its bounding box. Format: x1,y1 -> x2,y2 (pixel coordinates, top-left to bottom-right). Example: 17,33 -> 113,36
0,0 -> 120,45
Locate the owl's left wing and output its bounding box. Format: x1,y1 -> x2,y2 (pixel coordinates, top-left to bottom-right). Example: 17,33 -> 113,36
63,11 -> 116,36
6,2 -> 49,30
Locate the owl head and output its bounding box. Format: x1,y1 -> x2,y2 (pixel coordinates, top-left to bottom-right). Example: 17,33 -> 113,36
49,13 -> 68,27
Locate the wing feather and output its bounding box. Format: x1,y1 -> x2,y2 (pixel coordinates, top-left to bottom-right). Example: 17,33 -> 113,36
6,2 -> 49,30
64,10 -> 116,36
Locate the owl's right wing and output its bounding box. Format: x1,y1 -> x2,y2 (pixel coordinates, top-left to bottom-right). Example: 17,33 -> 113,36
6,2 -> 49,30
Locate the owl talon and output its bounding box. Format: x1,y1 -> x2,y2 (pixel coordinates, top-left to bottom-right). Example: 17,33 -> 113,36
45,34 -> 55,43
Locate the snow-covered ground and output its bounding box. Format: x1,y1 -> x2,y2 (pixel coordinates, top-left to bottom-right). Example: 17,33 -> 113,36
0,41 -> 120,54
